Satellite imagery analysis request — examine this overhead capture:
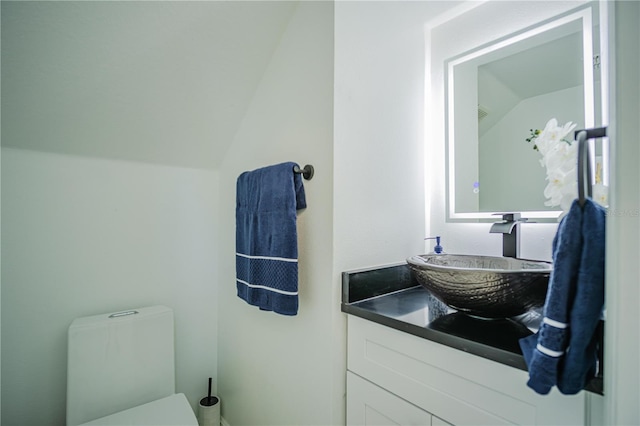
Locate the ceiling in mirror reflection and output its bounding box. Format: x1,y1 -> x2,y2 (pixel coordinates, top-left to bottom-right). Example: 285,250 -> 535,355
478,32 -> 583,138
481,32 -> 583,100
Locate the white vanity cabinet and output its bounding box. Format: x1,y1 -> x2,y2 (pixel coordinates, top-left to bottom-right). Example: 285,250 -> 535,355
346,315 -> 588,426
347,372 -> 434,425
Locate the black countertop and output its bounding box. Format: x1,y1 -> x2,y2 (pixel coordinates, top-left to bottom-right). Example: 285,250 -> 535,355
341,263 -> 603,395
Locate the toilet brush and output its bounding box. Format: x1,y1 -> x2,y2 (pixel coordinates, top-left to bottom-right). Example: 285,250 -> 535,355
198,377 -> 220,426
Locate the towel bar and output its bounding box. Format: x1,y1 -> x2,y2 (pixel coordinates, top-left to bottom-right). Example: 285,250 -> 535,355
575,127 -> 607,207
293,164 -> 314,180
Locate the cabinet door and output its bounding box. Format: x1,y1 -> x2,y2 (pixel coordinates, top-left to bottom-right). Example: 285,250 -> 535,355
347,371 -> 431,426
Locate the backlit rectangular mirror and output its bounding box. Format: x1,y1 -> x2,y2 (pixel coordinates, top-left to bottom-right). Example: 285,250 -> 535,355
445,3 -> 605,221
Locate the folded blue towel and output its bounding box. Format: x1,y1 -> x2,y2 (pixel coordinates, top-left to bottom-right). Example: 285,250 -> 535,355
235,162 -> 306,316
519,198 -> 605,395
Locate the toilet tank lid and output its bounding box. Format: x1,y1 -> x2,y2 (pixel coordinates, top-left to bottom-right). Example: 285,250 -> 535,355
69,305 -> 173,329
78,394 -> 198,426
66,305 -> 176,426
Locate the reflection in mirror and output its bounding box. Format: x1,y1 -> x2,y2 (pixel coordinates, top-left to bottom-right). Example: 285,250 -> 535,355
446,5 -> 602,221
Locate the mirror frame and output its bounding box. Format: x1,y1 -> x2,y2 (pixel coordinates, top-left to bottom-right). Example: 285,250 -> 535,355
445,6 -> 597,222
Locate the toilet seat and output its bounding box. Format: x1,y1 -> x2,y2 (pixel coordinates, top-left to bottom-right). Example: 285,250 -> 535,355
79,393 -> 198,426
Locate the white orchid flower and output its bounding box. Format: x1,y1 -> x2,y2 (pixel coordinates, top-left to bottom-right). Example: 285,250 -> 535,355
529,118 -> 583,218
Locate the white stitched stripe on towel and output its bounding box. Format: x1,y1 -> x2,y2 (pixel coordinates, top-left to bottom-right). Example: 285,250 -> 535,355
236,279 -> 299,296
543,317 -> 569,329
236,253 -> 298,263
536,343 -> 564,358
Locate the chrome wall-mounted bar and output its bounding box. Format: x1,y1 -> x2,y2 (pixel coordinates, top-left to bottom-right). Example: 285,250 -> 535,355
293,164 -> 314,180
574,127 -> 607,140
575,127 -> 607,207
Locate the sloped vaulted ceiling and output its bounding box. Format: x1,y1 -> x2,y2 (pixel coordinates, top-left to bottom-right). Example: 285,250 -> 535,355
1,1 -> 298,169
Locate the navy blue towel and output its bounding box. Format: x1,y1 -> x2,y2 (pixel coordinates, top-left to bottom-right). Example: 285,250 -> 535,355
519,199 -> 605,395
235,162 -> 306,316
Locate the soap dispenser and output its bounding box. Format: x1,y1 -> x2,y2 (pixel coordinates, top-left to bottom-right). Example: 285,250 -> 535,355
425,236 -> 444,254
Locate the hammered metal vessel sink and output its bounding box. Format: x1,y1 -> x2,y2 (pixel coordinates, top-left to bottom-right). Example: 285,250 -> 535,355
406,254 -> 552,319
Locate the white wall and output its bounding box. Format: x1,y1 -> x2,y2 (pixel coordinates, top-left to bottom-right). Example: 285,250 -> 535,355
1,148 -> 219,425
604,1 -> 640,423
0,121 -> 2,422
334,1 -> 463,270
216,2 -> 336,425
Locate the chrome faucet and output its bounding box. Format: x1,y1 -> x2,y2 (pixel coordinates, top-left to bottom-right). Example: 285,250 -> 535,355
489,213 -> 527,258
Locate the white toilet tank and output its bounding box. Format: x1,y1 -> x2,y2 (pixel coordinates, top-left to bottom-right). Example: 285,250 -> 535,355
67,306 -> 176,426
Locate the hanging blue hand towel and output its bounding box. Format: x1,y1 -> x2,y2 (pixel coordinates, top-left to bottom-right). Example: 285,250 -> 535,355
236,162 -> 306,316
519,198 -> 605,395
